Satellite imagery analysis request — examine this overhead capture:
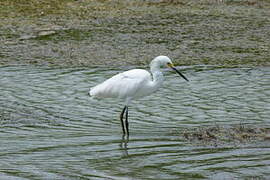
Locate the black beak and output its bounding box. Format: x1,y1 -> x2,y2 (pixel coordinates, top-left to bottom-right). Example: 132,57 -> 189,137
171,67 -> 189,82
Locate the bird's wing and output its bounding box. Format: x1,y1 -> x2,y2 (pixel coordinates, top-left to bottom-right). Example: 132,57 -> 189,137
90,69 -> 151,99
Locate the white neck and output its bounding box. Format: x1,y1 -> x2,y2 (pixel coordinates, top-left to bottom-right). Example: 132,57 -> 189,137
150,61 -> 164,90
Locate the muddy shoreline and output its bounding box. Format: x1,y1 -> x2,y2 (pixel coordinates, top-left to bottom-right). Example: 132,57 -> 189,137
1,0 -> 270,67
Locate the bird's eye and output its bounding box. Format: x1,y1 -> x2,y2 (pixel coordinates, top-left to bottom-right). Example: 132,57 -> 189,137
167,62 -> 172,67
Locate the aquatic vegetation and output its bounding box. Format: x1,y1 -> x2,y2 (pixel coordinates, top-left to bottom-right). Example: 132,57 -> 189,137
182,124 -> 270,146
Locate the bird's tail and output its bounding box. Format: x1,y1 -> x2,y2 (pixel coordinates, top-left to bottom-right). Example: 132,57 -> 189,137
89,88 -> 96,97
88,89 -> 92,97
88,88 -> 99,100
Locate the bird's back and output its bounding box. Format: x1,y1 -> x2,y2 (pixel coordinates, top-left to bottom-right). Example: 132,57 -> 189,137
89,69 -> 152,99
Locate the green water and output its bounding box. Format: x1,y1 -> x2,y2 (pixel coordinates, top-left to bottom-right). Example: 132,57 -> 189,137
0,65 -> 269,179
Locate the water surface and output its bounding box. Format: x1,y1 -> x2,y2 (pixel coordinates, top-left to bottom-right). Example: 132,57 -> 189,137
0,65 -> 269,179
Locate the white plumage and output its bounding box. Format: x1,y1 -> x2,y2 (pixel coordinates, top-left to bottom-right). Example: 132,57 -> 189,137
90,69 -> 153,99
89,56 -> 189,136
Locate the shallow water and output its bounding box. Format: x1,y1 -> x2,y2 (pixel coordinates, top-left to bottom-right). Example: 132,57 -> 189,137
0,65 -> 270,179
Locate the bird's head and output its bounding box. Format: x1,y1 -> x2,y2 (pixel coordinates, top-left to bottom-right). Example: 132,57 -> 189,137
152,55 -> 172,67
152,55 -> 189,82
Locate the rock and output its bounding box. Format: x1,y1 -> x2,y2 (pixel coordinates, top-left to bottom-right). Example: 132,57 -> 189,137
37,30 -> 56,37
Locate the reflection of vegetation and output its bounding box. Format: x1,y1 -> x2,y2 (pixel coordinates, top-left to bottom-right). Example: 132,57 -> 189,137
1,0 -> 270,66
183,124 -> 270,146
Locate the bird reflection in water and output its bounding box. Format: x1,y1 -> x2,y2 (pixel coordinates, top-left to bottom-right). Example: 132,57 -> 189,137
120,135 -> 129,156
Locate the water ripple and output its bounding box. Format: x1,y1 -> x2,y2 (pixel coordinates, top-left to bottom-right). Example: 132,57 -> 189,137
0,65 -> 269,179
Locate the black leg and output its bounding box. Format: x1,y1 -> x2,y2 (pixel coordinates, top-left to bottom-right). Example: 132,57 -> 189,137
125,106 -> 129,136
120,106 -> 127,134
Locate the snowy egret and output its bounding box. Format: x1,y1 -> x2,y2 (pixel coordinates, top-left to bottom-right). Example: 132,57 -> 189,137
89,56 -> 189,135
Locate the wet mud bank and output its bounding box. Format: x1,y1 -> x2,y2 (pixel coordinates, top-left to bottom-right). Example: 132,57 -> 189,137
0,0 -> 270,67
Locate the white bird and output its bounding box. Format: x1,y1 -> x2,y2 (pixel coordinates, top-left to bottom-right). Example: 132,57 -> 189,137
89,56 -> 189,136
